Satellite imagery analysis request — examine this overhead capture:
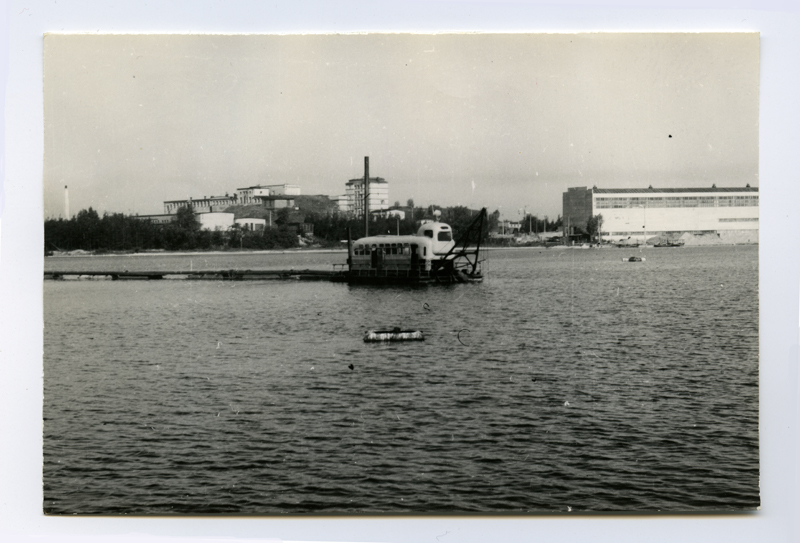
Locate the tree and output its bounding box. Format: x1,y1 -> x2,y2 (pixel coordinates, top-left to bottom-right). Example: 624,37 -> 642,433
175,205 -> 200,231
488,209 -> 501,234
275,207 -> 291,226
586,214 -> 604,242
74,207 -> 101,250
446,206 -> 475,239
406,198 -> 414,208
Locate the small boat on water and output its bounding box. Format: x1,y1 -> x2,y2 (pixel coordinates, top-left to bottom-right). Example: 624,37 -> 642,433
345,208 -> 487,285
364,328 -> 425,342
622,256 -> 646,262
653,241 -> 685,247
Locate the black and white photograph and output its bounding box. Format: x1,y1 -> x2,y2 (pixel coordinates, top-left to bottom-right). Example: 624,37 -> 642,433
41,32 -> 760,515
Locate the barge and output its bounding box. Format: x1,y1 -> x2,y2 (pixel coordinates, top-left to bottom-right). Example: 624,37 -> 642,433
345,208 -> 487,285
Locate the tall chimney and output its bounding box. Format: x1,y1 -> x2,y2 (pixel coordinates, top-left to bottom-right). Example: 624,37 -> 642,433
364,156 -> 370,237
64,185 -> 70,219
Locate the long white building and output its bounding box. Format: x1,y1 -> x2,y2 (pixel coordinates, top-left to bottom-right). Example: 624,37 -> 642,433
563,185 -> 758,241
164,195 -> 237,214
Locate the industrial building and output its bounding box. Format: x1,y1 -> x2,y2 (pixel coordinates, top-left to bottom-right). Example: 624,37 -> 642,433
163,184 -> 301,214
563,185 -> 759,242
164,194 -> 237,215
236,184 -> 301,205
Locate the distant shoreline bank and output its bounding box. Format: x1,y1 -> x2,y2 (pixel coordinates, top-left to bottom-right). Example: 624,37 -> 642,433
46,248 -> 350,258
46,242 -> 756,259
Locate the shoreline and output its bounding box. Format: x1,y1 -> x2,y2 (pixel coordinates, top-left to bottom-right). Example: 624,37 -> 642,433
46,243 -> 758,259
46,248 -> 350,258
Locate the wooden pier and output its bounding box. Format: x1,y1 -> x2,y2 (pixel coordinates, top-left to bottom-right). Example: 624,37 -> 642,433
44,269 -> 348,282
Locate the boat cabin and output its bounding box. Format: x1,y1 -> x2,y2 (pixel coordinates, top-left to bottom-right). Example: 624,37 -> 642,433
415,221 -> 455,255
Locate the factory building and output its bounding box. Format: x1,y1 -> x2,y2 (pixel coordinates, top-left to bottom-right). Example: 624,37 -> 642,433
345,177 -> 389,217
236,184 -> 301,205
563,185 -> 758,242
163,184 -> 302,214
264,184 -> 301,196
235,186 -> 272,205
256,195 -> 296,209
164,194 -> 237,214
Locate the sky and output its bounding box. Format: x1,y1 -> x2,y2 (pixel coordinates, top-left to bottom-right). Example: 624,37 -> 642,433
43,32 -> 760,220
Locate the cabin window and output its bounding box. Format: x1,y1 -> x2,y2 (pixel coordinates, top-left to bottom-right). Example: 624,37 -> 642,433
424,230 -> 433,238
437,231 -> 452,241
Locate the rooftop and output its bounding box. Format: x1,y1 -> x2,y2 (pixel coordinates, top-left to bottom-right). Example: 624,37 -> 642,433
347,177 -> 387,185
164,195 -> 233,203
591,186 -> 758,194
235,185 -> 273,190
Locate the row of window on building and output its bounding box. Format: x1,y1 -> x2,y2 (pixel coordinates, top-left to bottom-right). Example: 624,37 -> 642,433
342,177 -> 390,216
596,195 -> 759,209
164,184 -> 301,215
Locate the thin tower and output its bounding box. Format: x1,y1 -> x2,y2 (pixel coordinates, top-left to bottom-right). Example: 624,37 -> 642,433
363,156 -> 369,237
64,185 -> 69,219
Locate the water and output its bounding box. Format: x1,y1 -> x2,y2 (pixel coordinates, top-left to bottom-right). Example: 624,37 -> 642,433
43,246 -> 759,514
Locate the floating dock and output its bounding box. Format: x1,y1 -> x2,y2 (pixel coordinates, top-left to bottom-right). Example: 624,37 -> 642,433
44,269 -> 347,281
363,329 -> 425,342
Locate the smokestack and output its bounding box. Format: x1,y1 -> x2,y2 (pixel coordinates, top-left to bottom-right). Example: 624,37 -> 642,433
64,185 -> 69,219
364,156 -> 369,237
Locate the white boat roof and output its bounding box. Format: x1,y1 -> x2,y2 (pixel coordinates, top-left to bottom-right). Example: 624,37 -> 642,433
354,234 -> 429,245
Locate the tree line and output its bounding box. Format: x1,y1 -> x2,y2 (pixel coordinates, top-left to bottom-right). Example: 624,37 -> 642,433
516,214 -> 563,235
45,203 -> 562,254
305,204 -> 496,246
44,206 -> 298,253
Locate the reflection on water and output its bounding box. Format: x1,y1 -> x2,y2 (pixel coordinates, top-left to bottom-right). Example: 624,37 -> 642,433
43,246 -> 759,513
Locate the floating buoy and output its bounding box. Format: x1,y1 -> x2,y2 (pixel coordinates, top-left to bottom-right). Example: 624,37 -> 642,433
363,328 -> 425,342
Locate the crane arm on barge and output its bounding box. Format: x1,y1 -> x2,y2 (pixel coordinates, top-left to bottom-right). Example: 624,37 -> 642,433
439,207 -> 487,278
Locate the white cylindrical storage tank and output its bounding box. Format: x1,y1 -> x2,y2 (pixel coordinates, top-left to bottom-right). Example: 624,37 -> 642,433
197,212 -> 235,231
